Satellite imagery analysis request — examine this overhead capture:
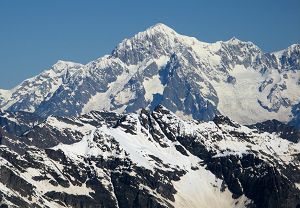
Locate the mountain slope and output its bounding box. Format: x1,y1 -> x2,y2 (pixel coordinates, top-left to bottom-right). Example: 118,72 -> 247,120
0,23 -> 299,127
0,105 -> 299,207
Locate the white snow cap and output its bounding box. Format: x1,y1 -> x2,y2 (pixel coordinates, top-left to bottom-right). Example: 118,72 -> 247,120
146,23 -> 177,34
51,60 -> 82,73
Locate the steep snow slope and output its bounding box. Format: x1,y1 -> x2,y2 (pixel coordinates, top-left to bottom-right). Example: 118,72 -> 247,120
172,168 -> 251,208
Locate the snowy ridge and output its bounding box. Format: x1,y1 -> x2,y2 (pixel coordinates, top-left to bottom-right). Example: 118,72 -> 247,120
153,105 -> 300,164
0,60 -> 83,112
1,106 -> 300,207
52,110 -> 257,207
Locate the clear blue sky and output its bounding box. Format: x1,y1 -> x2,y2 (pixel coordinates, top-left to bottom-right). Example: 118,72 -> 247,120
0,0 -> 299,89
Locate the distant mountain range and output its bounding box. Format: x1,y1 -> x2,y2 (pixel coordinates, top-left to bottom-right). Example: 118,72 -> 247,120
0,23 -> 299,128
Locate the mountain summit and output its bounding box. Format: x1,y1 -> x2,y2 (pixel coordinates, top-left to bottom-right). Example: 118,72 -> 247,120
0,23 -> 299,127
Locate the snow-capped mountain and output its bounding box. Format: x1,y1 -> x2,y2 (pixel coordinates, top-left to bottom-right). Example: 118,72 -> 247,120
0,105 -> 299,208
0,61 -> 83,113
0,23 -> 299,127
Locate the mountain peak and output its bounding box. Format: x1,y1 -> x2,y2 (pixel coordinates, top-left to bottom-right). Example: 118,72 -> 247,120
112,23 -> 180,64
287,43 -> 300,51
51,60 -> 83,74
145,23 -> 176,34
132,22 -> 179,41
228,36 -> 241,44
225,37 -> 257,47
52,60 -> 81,68
225,37 -> 252,45
151,22 -> 169,28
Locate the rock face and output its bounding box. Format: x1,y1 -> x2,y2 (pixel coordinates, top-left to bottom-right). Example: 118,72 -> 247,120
0,110 -> 42,136
0,105 -> 300,208
248,119 -> 300,143
0,24 -> 299,127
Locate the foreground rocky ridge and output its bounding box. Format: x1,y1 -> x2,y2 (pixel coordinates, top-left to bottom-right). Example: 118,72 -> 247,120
0,24 -> 299,127
0,105 -> 299,208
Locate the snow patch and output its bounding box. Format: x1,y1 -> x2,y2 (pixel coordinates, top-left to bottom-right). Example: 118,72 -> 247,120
143,75 -> 164,101
173,168 -> 251,208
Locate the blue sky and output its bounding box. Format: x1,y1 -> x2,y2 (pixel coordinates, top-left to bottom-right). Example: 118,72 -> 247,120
0,0 -> 299,89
